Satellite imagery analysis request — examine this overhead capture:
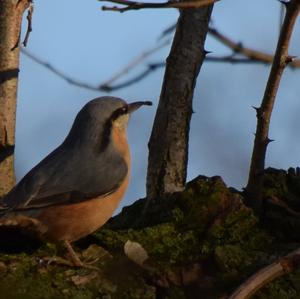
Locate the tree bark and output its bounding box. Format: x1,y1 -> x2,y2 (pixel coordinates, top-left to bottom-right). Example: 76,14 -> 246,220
0,0 -> 30,197
146,5 -> 214,200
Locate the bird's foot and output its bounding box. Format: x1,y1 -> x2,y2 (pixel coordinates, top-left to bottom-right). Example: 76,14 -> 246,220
37,255 -> 101,271
64,240 -> 101,271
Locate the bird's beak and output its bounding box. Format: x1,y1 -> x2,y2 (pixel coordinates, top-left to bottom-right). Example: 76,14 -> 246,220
127,101 -> 152,113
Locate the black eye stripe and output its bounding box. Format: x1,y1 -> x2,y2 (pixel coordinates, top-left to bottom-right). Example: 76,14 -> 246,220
99,105 -> 128,152
111,105 -> 128,121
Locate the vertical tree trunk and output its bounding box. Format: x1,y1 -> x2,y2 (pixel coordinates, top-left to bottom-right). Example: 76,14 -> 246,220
246,1 -> 300,213
0,0 -> 30,197
146,5 -> 213,200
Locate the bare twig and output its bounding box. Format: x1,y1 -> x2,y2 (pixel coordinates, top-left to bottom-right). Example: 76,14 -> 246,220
99,39 -> 170,89
100,0 -> 219,12
21,48 -> 100,91
246,0 -> 300,213
208,27 -> 300,68
228,247 -> 300,299
22,1 -> 34,47
21,45 -> 166,92
100,63 -> 162,91
160,24 -> 300,67
22,22 -> 300,94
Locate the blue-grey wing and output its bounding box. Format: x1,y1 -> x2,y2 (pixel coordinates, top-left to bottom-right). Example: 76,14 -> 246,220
2,145 -> 128,210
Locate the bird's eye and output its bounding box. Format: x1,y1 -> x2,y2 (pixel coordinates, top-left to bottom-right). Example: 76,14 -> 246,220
121,106 -> 128,114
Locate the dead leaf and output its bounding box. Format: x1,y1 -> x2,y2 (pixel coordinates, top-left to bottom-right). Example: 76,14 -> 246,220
124,240 -> 149,267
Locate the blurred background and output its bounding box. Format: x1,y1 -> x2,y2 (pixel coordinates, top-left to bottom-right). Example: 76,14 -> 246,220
17,0 -> 300,212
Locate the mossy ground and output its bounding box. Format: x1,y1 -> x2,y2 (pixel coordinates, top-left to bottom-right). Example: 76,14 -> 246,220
1,168 -> 300,298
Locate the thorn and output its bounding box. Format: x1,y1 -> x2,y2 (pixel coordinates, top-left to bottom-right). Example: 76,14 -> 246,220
252,106 -> 262,117
203,49 -> 212,56
286,55 -> 297,64
266,137 -> 275,144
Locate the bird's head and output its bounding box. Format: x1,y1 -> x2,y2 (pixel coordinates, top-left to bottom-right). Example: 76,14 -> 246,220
64,96 -> 152,150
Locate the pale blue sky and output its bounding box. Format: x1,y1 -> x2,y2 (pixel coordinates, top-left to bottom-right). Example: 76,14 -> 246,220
16,0 -> 300,211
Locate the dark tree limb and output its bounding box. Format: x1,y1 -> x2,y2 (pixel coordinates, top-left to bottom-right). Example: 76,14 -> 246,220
100,0 -> 218,12
146,5 -> 214,200
246,0 -> 300,213
0,0 -> 32,197
228,247 -> 300,299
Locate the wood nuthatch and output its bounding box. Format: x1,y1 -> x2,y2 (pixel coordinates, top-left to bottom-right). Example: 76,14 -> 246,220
0,96 -> 152,266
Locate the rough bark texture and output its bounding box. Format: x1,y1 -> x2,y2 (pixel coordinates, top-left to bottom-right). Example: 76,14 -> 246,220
146,5 -> 213,200
0,0 -> 30,197
246,0 -> 300,213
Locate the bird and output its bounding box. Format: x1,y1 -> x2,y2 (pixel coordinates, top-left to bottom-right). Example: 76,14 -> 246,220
0,96 -> 152,266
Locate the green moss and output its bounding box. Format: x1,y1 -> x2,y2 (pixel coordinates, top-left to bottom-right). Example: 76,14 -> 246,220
96,176 -> 276,297
2,173 -> 300,298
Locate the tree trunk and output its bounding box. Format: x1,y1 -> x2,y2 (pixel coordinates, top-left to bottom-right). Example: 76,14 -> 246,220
0,0 -> 30,197
146,5 -> 214,200
246,1 -> 300,213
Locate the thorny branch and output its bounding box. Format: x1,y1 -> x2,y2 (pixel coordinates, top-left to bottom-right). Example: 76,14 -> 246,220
100,0 -> 219,12
246,0 -> 300,213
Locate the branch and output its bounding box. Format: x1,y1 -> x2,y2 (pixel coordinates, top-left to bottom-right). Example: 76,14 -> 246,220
22,23 -> 300,94
100,0 -> 219,12
21,46 -> 166,92
159,24 -> 300,67
228,247 -> 300,299
21,48 -> 100,91
246,0 -> 300,213
99,39 -> 170,89
208,27 -> 300,68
